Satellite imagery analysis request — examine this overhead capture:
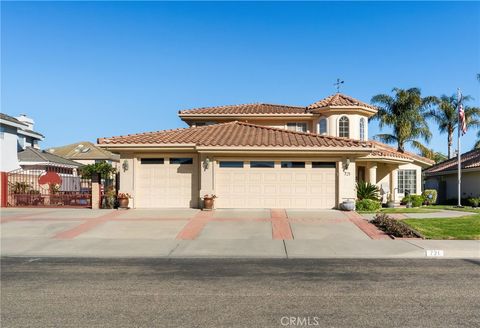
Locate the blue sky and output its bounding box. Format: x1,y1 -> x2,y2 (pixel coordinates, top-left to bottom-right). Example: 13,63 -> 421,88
2,1 -> 479,153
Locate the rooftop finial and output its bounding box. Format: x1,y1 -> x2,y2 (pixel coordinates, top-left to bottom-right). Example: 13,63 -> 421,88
334,78 -> 344,93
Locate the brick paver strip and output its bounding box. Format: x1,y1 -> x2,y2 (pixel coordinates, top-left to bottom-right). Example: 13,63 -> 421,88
54,210 -> 122,239
175,210 -> 212,240
270,209 -> 294,240
0,210 -> 59,224
345,211 -> 391,240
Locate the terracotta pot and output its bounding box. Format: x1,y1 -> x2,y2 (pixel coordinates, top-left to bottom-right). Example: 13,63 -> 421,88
203,197 -> 214,210
118,197 -> 129,209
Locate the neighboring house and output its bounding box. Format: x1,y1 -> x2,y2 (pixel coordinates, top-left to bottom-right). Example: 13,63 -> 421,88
46,141 -> 120,168
0,113 -> 44,172
98,93 -> 434,209
18,147 -> 83,173
424,149 -> 480,203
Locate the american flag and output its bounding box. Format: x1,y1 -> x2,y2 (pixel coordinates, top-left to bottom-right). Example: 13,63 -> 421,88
458,91 -> 467,135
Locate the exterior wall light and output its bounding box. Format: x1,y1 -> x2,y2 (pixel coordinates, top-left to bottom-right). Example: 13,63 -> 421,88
343,158 -> 351,171
122,159 -> 129,172
203,157 -> 210,170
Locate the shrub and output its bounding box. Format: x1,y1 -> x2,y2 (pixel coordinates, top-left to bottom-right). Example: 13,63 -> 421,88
356,181 -> 380,200
467,198 -> 480,208
422,189 -> 437,205
371,213 -> 422,238
401,194 -> 425,207
356,199 -> 381,211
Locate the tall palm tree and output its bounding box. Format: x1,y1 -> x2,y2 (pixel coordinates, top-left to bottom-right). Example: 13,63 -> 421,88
370,88 -> 436,153
427,94 -> 480,158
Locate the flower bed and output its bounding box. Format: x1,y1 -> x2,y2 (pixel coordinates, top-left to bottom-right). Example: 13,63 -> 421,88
370,213 -> 423,238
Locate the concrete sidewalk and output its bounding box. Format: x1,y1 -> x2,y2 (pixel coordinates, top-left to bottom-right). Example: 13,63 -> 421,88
1,208 -> 479,259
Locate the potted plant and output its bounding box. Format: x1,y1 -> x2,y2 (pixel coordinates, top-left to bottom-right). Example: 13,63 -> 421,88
117,192 -> 132,209
203,194 -> 217,210
386,193 -> 395,208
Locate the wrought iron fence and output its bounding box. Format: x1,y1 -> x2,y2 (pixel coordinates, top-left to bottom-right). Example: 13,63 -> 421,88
7,166 -> 92,208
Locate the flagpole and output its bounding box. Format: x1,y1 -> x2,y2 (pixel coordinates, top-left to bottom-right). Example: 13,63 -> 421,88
457,88 -> 462,207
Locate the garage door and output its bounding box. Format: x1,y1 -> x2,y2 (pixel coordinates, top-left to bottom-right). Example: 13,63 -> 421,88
136,156 -> 198,208
215,160 -> 336,209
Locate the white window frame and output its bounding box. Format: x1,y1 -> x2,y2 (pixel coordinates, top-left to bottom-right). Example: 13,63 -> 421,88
286,122 -> 307,133
338,116 -> 349,138
398,169 -> 417,194
359,117 -> 366,141
318,118 -> 328,135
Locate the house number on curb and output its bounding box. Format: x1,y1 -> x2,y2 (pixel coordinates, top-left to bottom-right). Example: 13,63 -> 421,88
425,250 -> 444,257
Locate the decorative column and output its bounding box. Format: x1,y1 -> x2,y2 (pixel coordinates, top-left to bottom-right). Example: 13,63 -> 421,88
390,167 -> 398,202
0,172 -> 7,208
368,162 -> 377,185
91,173 -> 101,209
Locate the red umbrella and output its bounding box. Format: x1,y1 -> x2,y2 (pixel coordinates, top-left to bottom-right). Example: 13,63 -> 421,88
38,171 -> 62,185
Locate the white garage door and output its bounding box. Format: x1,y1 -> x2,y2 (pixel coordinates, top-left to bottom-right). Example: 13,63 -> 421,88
215,160 -> 336,209
136,156 -> 198,208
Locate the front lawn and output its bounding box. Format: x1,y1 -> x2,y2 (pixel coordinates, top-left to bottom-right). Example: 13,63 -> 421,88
358,207 -> 436,214
403,215 -> 480,240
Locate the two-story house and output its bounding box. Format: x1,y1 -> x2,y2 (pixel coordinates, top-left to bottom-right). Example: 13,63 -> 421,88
0,113 -> 44,172
98,93 -> 433,209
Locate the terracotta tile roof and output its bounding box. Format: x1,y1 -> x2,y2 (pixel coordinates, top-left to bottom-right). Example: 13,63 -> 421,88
307,93 -> 377,111
98,121 -> 371,149
178,103 -> 307,115
367,141 -> 435,165
424,149 -> 480,174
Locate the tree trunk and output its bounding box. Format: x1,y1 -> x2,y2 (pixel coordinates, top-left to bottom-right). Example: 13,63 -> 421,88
448,126 -> 453,158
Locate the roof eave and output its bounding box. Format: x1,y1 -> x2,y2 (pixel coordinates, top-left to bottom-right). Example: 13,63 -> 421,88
179,113 -> 312,119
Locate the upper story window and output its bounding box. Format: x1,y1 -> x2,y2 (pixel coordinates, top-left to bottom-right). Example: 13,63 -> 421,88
318,118 -> 327,135
286,122 -> 307,133
338,116 -> 349,138
359,118 -> 366,141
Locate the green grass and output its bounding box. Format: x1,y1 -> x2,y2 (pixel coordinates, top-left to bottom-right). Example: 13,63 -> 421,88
403,214 -> 480,240
357,207 -> 436,214
424,205 -> 480,214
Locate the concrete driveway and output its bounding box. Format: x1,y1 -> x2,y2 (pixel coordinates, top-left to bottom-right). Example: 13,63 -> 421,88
1,208 -> 479,258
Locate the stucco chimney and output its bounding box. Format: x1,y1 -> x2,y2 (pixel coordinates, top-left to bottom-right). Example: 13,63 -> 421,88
16,114 -> 34,130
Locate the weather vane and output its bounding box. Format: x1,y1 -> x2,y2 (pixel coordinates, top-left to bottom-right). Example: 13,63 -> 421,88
334,78 -> 344,93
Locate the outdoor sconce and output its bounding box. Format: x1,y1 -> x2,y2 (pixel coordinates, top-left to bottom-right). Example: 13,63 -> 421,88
203,157 -> 211,170
343,158 -> 351,171
122,160 -> 129,172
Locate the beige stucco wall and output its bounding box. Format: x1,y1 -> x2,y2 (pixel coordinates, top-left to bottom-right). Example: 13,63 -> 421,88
337,158 -> 356,205
311,114 -> 369,140
118,153 -> 136,208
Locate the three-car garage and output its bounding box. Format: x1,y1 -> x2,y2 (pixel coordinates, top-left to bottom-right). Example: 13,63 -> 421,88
134,155 -> 337,209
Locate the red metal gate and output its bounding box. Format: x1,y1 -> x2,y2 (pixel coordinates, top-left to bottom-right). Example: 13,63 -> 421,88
7,167 -> 92,208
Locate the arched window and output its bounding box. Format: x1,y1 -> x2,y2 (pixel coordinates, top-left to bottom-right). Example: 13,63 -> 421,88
339,116 -> 349,138
359,117 -> 366,141
319,118 -> 327,135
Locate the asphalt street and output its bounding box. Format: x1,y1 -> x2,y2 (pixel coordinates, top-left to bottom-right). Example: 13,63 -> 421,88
1,258 -> 479,328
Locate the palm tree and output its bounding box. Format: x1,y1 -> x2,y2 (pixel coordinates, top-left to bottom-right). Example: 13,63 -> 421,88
370,88 -> 436,153
418,147 -> 447,163
427,94 -> 480,158
475,130 -> 480,149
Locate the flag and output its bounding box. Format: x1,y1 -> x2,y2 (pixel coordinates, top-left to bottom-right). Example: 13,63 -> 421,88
458,92 -> 467,135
